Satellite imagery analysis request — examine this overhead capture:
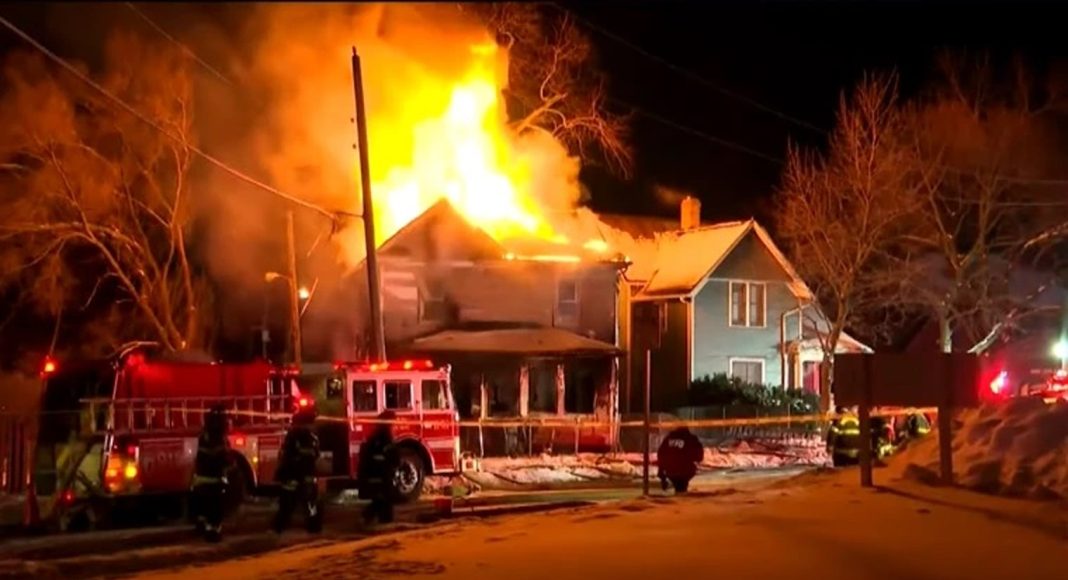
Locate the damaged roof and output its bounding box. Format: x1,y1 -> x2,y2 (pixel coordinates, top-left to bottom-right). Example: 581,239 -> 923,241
625,219 -> 813,301
406,327 -> 622,357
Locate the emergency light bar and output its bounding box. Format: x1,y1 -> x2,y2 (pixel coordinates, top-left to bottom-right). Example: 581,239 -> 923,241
337,359 -> 437,372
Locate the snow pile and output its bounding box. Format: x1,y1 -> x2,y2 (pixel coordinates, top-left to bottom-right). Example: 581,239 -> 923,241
468,454 -> 640,488
892,398 -> 1068,499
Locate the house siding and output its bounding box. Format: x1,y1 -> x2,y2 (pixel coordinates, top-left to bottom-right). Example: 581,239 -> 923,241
692,232 -> 804,388
629,299 -> 690,412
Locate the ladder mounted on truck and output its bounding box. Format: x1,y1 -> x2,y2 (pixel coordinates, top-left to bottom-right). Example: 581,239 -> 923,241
80,395 -> 294,435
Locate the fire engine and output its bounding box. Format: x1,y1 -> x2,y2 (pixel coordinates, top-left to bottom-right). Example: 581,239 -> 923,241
33,348 -> 462,531
297,359 -> 462,502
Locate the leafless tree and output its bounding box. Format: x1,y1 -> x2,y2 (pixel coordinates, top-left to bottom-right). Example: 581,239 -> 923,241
462,3 -> 633,176
776,73 -> 922,409
0,33 -> 211,353
898,53 -> 1064,353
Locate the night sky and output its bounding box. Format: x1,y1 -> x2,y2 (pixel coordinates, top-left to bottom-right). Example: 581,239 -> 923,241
1,1 -> 1065,225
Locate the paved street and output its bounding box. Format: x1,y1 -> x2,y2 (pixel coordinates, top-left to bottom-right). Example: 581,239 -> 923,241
133,470 -> 1066,580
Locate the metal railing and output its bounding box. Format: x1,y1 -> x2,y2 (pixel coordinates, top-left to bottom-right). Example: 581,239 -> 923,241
79,395 -> 294,434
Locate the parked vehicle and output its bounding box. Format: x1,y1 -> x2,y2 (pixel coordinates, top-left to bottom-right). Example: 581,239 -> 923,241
32,351 -> 462,530
305,359 -> 461,503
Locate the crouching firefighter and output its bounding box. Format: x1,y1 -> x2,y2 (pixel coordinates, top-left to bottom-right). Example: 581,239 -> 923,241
358,410 -> 400,526
656,426 -> 704,493
272,402 -> 323,534
827,407 -> 861,467
192,405 -> 231,543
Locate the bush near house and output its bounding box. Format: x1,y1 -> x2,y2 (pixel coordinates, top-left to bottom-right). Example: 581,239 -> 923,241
687,374 -> 819,414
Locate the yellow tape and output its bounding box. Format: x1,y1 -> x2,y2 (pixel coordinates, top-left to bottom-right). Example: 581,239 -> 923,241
96,404 -> 938,431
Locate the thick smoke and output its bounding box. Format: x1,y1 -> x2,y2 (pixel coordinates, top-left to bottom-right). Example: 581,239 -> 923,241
187,3 -> 586,355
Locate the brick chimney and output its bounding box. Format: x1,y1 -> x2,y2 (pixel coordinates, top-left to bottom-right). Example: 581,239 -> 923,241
680,196 -> 701,230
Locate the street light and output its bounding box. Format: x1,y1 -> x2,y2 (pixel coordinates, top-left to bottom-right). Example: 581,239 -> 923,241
1053,338 -> 1068,369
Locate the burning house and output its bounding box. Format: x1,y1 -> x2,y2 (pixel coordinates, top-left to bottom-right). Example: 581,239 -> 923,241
316,200 -> 627,454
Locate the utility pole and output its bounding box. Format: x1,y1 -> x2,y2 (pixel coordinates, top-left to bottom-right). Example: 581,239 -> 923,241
351,46 -> 387,363
285,210 -> 303,368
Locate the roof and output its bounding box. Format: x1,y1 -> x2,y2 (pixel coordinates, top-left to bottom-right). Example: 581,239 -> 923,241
620,219 -> 814,301
406,328 -> 622,357
596,213 -> 679,240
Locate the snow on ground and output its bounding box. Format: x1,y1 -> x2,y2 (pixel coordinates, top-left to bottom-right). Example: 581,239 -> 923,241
134,469 -> 1066,580
890,398 -> 1068,499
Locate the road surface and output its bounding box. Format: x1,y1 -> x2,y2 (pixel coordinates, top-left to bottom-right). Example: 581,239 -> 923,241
0,468 -> 804,579
131,469 -> 1065,580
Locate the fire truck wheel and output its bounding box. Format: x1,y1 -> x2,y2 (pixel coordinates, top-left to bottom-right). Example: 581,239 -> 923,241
394,448 -> 425,503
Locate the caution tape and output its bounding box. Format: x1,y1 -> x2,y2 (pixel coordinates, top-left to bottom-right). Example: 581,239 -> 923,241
78,403 -> 939,431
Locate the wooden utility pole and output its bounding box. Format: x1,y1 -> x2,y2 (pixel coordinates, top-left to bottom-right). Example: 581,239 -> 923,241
351,46 -> 387,363
642,349 -> 652,496
285,210 -> 303,368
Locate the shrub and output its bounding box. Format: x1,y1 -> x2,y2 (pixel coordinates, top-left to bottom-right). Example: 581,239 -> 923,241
688,373 -> 819,414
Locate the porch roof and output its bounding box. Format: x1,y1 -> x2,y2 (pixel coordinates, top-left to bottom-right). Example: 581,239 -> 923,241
407,328 -> 622,357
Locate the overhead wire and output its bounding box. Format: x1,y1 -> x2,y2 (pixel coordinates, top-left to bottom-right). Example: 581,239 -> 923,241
548,2 -> 826,135
123,2 -> 233,87
0,14 -> 338,222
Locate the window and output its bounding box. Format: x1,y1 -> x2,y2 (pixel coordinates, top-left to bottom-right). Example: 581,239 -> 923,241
384,380 -> 413,410
728,281 -> 766,327
419,279 -> 448,323
557,278 -> 579,320
730,358 -> 765,385
421,379 -> 448,410
325,377 -> 344,400
352,380 -> 378,412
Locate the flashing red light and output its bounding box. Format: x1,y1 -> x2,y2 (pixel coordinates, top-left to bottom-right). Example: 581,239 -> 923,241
41,358 -> 57,376
297,397 -> 311,408
364,359 -> 434,372
125,444 -> 139,457
60,490 -> 75,505
989,371 -> 1008,395
232,435 -> 246,447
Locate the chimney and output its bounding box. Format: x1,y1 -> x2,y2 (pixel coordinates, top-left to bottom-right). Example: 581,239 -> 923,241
680,196 -> 701,230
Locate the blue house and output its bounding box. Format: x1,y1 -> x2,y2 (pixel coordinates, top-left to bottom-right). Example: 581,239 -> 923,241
603,198 -> 870,414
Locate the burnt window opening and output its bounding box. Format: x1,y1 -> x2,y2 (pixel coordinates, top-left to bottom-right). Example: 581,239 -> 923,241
419,279 -> 448,323
556,277 -> 579,321
352,380 -> 377,413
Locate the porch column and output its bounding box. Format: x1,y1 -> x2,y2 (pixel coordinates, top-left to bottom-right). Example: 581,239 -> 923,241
479,375 -> 488,420
555,362 -> 566,415
519,364 -> 530,418
609,358 -> 619,448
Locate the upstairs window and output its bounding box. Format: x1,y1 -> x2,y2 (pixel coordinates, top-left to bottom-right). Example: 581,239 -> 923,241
556,278 -> 579,321
729,281 -> 766,327
418,279 -> 448,323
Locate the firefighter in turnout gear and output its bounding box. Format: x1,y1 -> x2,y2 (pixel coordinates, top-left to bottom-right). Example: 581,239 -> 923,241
827,407 -> 861,467
358,410 -> 400,526
656,427 -> 704,493
192,405 -> 231,543
272,401 -> 322,534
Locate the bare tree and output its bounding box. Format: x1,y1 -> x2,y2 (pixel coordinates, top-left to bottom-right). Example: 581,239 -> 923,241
898,53 -> 1063,353
0,32 -> 210,353
463,3 -> 632,176
776,73 -> 922,410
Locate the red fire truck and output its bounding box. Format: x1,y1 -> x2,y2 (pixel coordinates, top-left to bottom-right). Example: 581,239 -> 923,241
33,349 -> 462,530
296,359 -> 462,502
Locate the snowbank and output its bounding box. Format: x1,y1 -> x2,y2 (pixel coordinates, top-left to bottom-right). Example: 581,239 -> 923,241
891,398 -> 1068,499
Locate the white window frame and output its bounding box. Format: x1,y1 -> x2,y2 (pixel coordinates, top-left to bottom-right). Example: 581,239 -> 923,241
556,277 -> 580,320
728,357 -> 766,385
728,281 -> 767,328
418,281 -> 447,323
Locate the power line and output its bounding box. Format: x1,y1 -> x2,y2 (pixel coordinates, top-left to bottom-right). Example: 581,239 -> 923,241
0,15 -> 337,221
611,97 -> 783,165
549,2 -> 826,135
124,2 -> 233,87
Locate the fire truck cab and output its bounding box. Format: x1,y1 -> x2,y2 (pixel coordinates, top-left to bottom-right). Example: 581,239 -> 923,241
302,359 -> 460,502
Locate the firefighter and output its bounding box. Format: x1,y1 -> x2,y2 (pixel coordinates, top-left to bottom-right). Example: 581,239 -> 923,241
272,402 -> 322,535
827,406 -> 861,467
192,405 -> 231,543
358,410 -> 400,526
900,411 -> 932,443
656,426 -> 704,493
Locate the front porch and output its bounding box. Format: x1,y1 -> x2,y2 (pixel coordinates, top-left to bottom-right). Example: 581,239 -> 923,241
402,327 -> 623,456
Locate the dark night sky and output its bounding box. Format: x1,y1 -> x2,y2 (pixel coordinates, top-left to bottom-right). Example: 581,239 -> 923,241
1,1 -> 1065,223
